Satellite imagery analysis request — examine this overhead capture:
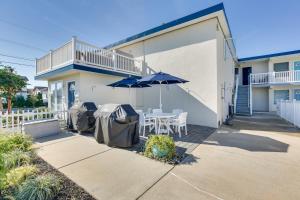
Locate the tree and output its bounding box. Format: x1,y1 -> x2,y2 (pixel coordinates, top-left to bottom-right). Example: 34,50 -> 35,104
35,93 -> 44,107
14,95 -> 26,108
0,66 -> 27,113
25,94 -> 36,108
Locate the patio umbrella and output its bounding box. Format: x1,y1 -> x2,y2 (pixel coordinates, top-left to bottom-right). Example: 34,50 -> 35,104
137,72 -> 189,109
107,77 -> 150,105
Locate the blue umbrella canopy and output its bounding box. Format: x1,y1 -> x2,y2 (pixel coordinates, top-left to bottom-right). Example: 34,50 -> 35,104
137,72 -> 189,109
107,77 -> 150,88
137,72 -> 189,85
107,77 -> 150,105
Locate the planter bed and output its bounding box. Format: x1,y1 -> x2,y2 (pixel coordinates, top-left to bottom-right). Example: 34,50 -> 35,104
33,157 -> 95,200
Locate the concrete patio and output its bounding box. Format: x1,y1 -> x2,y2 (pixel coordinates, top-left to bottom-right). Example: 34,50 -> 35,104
36,113 -> 300,200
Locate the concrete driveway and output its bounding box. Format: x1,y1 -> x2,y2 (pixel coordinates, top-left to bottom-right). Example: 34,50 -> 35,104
141,113 -> 300,200
36,113 -> 300,200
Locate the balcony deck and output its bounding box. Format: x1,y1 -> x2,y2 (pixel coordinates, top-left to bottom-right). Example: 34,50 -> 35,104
250,70 -> 300,86
35,37 -> 142,79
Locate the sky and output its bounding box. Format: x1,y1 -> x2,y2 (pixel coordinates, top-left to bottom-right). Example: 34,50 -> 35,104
0,0 -> 299,88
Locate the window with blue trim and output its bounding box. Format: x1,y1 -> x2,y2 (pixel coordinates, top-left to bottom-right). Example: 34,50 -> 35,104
274,62 -> 289,72
274,90 -> 289,104
294,89 -> 300,101
294,61 -> 300,70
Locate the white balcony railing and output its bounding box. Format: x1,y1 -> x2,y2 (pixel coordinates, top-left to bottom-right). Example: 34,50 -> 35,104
36,37 -> 142,76
250,70 -> 300,85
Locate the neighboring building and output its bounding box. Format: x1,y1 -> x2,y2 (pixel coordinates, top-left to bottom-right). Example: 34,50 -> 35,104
33,86 -> 48,103
16,76 -> 29,99
237,50 -> 300,113
35,3 -> 237,128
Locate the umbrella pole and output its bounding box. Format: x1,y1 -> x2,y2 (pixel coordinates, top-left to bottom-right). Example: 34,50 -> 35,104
129,86 -> 131,105
159,82 -> 162,110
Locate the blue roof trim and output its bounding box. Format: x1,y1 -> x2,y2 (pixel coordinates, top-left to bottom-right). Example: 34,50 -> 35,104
35,65 -> 74,80
34,64 -> 141,80
238,49 -> 300,62
105,3 -> 229,49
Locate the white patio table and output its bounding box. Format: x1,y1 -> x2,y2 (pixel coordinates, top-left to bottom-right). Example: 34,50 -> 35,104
146,113 -> 176,134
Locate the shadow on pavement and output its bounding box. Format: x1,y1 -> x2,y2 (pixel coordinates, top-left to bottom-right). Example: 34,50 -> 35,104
203,131 -> 289,152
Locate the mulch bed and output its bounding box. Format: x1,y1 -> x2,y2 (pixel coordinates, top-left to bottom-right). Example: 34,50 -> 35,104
33,157 -> 96,200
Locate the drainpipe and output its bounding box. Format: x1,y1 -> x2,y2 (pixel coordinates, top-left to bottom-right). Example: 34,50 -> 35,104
249,74 -> 253,115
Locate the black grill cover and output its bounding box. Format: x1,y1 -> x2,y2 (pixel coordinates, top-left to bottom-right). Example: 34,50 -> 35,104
68,102 -> 97,132
94,104 -> 139,147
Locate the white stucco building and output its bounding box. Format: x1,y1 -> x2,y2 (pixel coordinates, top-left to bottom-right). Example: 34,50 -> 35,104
35,2 -> 300,128
35,3 -> 236,128
237,50 -> 300,113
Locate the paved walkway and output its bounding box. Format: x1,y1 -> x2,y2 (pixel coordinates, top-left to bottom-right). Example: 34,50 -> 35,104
36,113 -> 300,200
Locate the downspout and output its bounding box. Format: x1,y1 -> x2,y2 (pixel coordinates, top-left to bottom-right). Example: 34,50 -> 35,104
234,75 -> 239,114
249,74 -> 253,115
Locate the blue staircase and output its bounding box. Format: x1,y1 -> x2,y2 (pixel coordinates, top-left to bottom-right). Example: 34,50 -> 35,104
236,85 -> 251,115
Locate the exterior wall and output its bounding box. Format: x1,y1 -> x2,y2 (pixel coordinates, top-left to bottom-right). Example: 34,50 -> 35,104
216,23 -> 236,124
118,18 -> 220,127
238,60 -> 269,85
78,72 -> 136,107
239,54 -> 300,77
252,87 -> 269,112
48,71 -> 135,110
269,85 -> 300,111
48,72 -> 80,110
268,55 -> 300,72
239,54 -> 300,112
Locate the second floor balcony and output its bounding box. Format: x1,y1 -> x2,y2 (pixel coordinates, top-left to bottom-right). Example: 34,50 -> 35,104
36,37 -> 142,77
250,70 -> 300,86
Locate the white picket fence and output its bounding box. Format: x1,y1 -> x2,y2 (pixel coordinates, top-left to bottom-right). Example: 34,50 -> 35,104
277,99 -> 300,128
0,109 -> 68,132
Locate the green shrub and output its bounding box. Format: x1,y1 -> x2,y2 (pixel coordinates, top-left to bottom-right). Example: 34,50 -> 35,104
16,174 -> 61,200
144,135 -> 176,161
0,134 -> 33,154
1,149 -> 32,169
4,165 -> 38,189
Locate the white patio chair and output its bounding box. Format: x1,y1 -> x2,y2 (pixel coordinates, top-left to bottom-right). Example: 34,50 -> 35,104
146,108 -> 152,114
157,117 -> 172,135
137,111 -> 156,137
135,109 -> 143,113
152,109 -> 162,114
172,109 -> 183,116
169,112 -> 188,138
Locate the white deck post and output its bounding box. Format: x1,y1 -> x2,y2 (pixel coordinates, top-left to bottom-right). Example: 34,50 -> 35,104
17,110 -> 20,130
6,110 -> 8,129
112,49 -> 117,70
49,50 -> 53,69
12,110 -> 15,131
72,36 -> 77,62
35,58 -> 38,74
0,111 -> 2,130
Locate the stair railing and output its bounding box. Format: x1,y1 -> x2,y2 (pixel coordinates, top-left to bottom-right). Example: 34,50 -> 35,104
233,75 -> 239,114
249,74 -> 253,115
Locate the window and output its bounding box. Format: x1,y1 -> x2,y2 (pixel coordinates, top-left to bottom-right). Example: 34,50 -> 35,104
294,61 -> 300,71
50,81 -> 63,111
274,90 -> 289,104
235,68 -> 239,75
294,89 -> 300,101
273,62 -> 289,72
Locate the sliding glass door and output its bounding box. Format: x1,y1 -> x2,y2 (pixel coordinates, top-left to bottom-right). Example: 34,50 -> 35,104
50,81 -> 63,111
